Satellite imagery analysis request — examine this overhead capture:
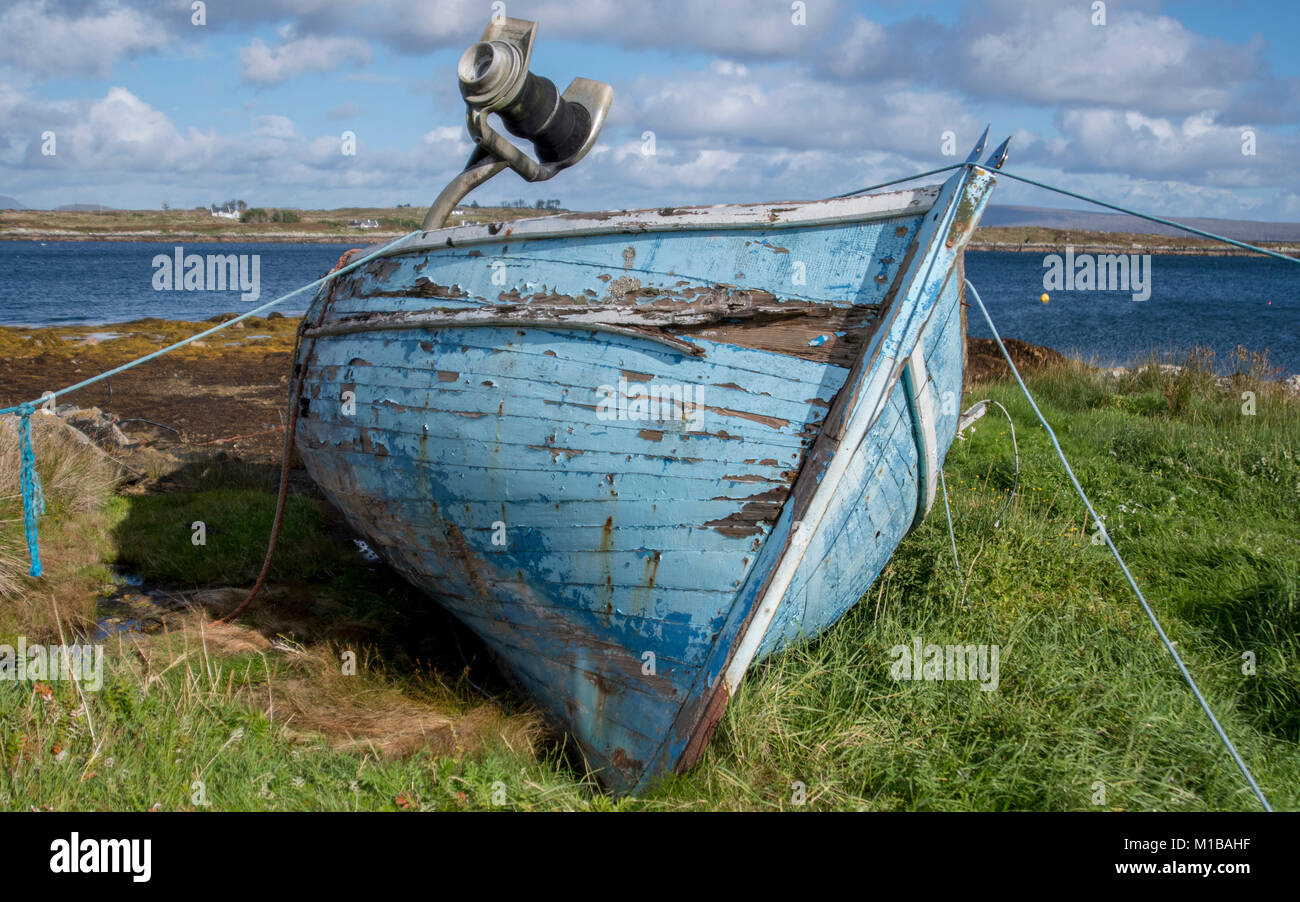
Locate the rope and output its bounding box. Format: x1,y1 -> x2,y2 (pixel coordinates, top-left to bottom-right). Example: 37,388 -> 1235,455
192,425 -> 286,446
213,243 -> 371,624
212,318 -> 309,625
837,160 -> 1300,266
17,404 -> 44,577
988,169 -> 1300,266
937,467 -> 967,611
962,399 -> 1020,528
2,231 -> 418,580
832,163 -> 966,198
964,278 -> 1272,811
115,417 -> 180,435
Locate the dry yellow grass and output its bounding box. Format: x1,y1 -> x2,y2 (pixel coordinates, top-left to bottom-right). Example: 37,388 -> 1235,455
274,651 -> 538,760
133,612 -> 542,763
0,413 -> 120,635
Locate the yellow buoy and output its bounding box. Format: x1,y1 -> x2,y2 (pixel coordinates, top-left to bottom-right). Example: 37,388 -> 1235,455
1040,292 -> 1050,303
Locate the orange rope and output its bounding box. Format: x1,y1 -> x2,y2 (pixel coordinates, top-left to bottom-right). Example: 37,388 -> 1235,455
212,248 -> 361,626
191,425 -> 285,446
211,322 -> 306,624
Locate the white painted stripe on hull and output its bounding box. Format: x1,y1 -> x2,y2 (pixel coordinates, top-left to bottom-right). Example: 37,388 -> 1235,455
722,353 -> 901,695
906,342 -> 939,520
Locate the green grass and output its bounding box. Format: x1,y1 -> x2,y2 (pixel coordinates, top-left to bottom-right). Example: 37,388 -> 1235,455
1,646 -> 579,812
111,489 -> 334,586
664,366 -> 1299,810
2,361 -> 1297,810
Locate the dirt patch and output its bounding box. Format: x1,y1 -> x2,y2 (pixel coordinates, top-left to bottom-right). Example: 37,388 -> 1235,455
966,337 -> 1069,385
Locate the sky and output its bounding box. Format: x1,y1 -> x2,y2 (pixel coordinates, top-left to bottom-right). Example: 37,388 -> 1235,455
1,0 -> 1298,220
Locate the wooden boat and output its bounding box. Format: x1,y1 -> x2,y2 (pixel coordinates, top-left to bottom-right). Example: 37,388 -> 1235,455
291,17 -> 1006,792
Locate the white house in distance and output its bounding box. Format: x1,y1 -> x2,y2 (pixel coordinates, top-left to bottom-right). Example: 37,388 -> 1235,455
212,209 -> 240,220
348,219 -> 379,229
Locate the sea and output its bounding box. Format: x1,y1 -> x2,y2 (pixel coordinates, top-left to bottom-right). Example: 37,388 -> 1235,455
0,241 -> 1296,375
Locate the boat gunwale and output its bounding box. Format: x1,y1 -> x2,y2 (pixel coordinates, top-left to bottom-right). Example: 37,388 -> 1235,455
354,184 -> 944,258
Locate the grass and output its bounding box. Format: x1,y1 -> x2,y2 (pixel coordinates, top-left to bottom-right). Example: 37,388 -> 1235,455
112,490 -> 333,586
675,357 -> 1299,810
1,353 -> 1297,810
0,312 -> 300,361
2,627 -> 547,811
0,415 -> 119,637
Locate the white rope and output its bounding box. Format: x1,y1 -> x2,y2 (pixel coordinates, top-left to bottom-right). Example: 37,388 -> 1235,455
937,467 -> 967,610
964,278 -> 1272,811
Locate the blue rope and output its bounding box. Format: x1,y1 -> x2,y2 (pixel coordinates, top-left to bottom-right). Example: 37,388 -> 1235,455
3,231 -> 419,578
17,403 -> 44,577
965,278 -> 1272,812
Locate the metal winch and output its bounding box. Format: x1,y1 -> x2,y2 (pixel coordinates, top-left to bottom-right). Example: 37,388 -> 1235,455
422,17 -> 613,230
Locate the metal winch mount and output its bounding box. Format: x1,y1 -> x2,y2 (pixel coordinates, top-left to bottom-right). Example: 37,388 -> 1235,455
421,17 -> 614,230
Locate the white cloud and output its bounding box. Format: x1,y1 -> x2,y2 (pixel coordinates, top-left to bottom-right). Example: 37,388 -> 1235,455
624,66 -> 978,156
239,34 -> 372,86
1042,109 -> 1299,188
0,0 -> 170,77
252,113 -> 297,139
0,83 -> 470,208
708,61 -> 750,78
960,3 -> 1240,115
422,125 -> 472,158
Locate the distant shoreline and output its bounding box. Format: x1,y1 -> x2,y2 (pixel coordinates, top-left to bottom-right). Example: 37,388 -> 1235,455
965,241 -> 1299,258
0,229 -> 398,244
4,228 -> 1296,258
4,207 -> 1299,257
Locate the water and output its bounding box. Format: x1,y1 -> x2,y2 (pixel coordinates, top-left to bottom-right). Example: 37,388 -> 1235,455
965,251 -> 1300,374
0,241 -> 1296,374
92,568 -> 186,640
0,241 -> 357,325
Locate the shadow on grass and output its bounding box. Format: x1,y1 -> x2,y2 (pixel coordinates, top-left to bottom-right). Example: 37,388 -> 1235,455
107,456 -> 521,709
1167,546 -> 1300,742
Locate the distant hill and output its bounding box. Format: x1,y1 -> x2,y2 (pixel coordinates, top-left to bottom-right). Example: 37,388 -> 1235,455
0,195 -> 25,210
984,204 -> 1300,243
53,203 -> 112,212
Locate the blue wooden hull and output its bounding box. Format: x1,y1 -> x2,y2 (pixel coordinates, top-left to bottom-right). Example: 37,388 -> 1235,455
294,166 -> 997,792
